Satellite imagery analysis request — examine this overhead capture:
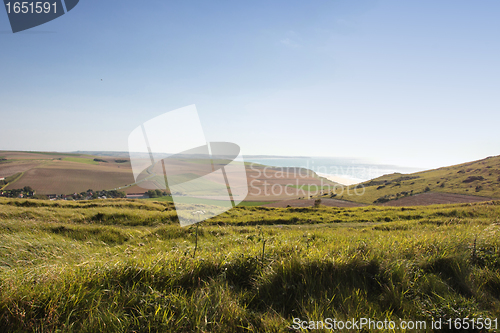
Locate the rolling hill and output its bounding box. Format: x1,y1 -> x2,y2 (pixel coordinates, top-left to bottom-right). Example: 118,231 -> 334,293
0,151 -> 338,201
338,155 -> 500,204
3,151 -> 500,206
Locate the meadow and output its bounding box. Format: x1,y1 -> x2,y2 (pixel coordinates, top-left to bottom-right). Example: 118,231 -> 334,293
61,158 -> 99,165
0,198 -> 499,332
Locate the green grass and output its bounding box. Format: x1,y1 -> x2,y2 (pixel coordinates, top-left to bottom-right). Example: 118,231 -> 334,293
144,196 -> 272,208
62,157 -> 99,165
1,198 -> 500,332
287,184 -> 333,191
340,155 -> 500,204
168,173 -> 229,195
236,201 -> 273,207
144,196 -> 231,207
4,172 -> 23,184
0,172 -> 24,189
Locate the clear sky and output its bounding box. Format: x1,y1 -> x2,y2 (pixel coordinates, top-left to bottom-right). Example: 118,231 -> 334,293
1,0 -> 499,169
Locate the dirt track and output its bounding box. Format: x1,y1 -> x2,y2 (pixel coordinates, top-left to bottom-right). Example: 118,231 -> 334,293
379,192 -> 494,206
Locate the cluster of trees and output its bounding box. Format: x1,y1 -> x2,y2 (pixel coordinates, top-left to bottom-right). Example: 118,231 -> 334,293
373,190 -> 415,203
70,189 -> 126,200
0,187 -> 127,200
146,189 -> 170,198
0,186 -> 36,198
91,158 -> 128,164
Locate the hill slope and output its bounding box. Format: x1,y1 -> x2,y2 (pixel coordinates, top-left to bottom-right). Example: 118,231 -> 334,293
339,155 -> 500,204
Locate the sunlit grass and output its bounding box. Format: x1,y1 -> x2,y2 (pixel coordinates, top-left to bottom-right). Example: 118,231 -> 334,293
62,157 -> 99,165
1,198 -> 499,331
342,155 -> 500,204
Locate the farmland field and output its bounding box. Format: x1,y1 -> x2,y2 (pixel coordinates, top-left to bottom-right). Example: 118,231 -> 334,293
2,151 -> 500,210
62,157 -> 99,165
4,166 -> 135,194
0,197 -> 499,332
0,151 -> 339,200
0,160 -> 46,178
0,152 -> 139,195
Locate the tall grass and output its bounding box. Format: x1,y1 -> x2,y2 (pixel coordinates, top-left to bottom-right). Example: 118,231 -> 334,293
0,198 -> 499,332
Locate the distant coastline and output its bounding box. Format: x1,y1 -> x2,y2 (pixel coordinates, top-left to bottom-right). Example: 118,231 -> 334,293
316,172 -> 364,186
244,156 -> 423,184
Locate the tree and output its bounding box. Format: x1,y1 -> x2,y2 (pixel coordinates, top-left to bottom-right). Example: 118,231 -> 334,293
313,198 -> 321,208
23,186 -> 34,193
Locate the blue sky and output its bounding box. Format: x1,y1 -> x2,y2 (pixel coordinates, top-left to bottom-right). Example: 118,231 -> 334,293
1,0 -> 499,168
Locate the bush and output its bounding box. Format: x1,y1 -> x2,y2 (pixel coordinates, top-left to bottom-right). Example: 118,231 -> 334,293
23,186 -> 34,193
463,176 -> 484,183
373,196 -> 390,204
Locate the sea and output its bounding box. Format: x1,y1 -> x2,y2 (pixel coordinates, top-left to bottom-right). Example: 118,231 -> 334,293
243,156 -> 425,184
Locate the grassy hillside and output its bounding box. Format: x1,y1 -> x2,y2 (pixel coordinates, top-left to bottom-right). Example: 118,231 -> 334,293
1,198 -> 500,332
338,155 -> 500,204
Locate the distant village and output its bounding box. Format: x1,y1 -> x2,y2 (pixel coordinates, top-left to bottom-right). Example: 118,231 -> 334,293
0,185 -> 173,201
0,187 -> 128,200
